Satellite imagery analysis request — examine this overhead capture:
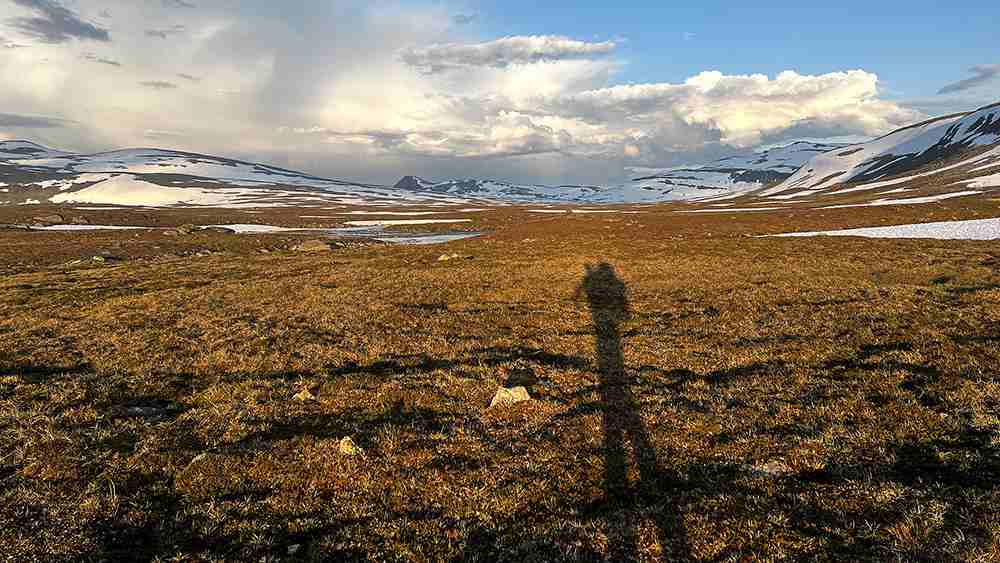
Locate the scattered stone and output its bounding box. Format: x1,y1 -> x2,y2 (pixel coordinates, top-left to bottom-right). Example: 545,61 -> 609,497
176,224 -> 199,235
293,388 -> 317,402
32,214 -> 64,225
293,239 -> 335,252
489,386 -> 532,408
749,460 -> 794,478
437,253 -> 469,262
339,436 -> 362,456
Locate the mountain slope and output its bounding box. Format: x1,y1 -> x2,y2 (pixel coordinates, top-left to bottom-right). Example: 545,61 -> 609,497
763,102 -> 1000,198
625,141 -> 847,200
0,143 -> 468,207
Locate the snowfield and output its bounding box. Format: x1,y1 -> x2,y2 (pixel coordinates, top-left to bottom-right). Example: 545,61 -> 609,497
772,217 -> 1000,240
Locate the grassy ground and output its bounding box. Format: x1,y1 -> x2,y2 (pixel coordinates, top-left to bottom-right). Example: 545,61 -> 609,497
1,202 -> 999,561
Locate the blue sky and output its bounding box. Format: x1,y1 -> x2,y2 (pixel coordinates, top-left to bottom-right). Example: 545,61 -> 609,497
0,0 -> 996,185
475,0 -> 998,108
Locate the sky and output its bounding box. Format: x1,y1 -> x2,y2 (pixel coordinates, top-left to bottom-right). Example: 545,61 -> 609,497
0,0 -> 997,186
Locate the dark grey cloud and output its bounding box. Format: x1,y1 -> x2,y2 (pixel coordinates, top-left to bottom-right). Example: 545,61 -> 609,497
81,53 -> 121,66
139,80 -> 178,90
452,14 -> 477,25
938,64 -> 1000,95
162,0 -> 196,8
177,73 -> 200,82
8,0 -> 110,44
401,35 -> 618,74
145,24 -> 186,39
0,112 -> 69,128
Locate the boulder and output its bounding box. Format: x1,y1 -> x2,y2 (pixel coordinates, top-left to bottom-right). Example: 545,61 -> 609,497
293,239 -> 335,253
489,386 -> 531,408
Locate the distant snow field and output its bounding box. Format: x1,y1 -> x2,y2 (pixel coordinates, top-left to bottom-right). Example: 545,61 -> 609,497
343,219 -> 472,226
772,218 -> 1000,240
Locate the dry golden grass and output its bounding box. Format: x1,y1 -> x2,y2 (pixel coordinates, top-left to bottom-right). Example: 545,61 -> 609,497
1,201 -> 999,561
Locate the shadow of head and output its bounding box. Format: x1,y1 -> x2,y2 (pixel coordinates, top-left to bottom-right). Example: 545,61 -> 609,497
581,262 -> 629,314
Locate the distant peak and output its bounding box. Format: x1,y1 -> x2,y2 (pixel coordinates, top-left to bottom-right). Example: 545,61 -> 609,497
394,175 -> 434,190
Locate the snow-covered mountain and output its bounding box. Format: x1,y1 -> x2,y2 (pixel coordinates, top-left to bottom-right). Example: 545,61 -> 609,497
763,102 -> 1000,198
3,102 -> 999,209
393,176 -> 611,202
392,142 -> 845,203
0,142 -> 468,207
624,141 -> 847,199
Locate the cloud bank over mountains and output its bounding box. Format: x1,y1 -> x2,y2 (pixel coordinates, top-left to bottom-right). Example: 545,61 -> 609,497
0,0 -> 927,185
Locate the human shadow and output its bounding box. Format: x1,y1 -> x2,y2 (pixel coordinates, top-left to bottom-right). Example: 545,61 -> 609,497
575,263 -> 691,561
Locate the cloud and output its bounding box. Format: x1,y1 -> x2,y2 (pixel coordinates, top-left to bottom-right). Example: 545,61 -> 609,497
162,0 -> 196,8
401,35 -> 618,74
143,128 -> 182,139
550,70 -> 919,148
7,0 -> 110,43
453,13 -> 477,25
81,52 -> 121,66
0,1 -> 923,187
139,80 -> 178,90
145,24 -> 186,39
0,112 -> 69,128
0,34 -> 26,48
938,64 -> 1000,95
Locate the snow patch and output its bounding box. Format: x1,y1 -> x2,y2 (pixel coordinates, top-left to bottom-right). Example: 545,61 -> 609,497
771,218 -> 1000,240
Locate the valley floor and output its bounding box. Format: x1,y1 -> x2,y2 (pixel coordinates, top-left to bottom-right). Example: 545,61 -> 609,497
1,201 -> 999,561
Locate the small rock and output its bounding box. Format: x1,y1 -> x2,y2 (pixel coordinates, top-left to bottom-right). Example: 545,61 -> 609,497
293,388 -> 317,402
339,436 -> 362,456
287,545 -> 302,556
91,255 -> 106,263
749,460 -> 793,477
437,253 -> 461,262
489,386 -> 531,408
176,224 -> 199,235
70,216 -> 90,225
293,239 -> 334,252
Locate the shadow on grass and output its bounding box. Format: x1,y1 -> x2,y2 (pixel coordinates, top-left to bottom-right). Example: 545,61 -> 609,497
576,262 -> 692,560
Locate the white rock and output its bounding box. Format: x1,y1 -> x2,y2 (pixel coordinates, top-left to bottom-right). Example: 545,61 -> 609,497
489,386 -> 531,408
